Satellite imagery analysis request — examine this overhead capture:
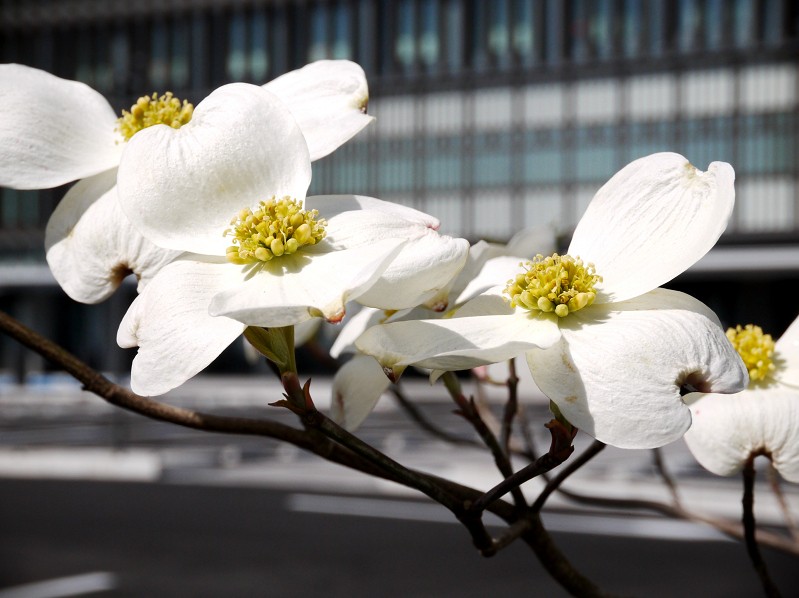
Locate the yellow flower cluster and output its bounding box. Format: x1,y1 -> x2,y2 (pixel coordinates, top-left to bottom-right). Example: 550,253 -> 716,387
225,196 -> 327,264
504,253 -> 601,318
726,324 -> 776,384
117,92 -> 194,141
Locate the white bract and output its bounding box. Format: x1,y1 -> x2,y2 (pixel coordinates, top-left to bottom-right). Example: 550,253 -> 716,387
115,83 -> 468,396
329,227 -> 557,430
357,153 -> 749,449
684,317 -> 799,482
0,61 -> 374,303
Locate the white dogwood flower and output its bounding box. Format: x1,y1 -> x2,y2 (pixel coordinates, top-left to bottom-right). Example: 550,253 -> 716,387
357,153 -> 749,449
328,227 -> 557,430
684,318 -> 799,482
115,82 -> 467,396
0,61 -> 374,303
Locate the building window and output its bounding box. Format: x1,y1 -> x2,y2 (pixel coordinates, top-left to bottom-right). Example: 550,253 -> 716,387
419,0 -> 440,71
444,0 -> 464,73
250,9 -> 270,81
226,12 -> 247,80
488,0 -> 511,69
396,0 -> 417,73
677,0 -> 704,52
513,0 -> 539,67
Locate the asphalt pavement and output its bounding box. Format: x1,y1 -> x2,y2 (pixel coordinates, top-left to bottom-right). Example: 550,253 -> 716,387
1,373 -> 798,597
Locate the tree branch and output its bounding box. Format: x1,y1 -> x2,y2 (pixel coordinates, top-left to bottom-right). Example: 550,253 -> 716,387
743,455 -> 783,597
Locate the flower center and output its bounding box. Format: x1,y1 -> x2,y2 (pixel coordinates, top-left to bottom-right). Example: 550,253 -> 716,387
224,196 -> 327,264
116,92 -> 194,141
504,253 -> 601,318
726,324 -> 776,384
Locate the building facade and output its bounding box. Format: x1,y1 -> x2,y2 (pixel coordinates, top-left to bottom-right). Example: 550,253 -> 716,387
1,0 -> 798,377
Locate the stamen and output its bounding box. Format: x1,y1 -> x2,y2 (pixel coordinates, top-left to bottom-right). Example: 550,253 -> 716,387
504,253 -> 601,318
726,324 -> 776,384
224,196 -> 326,265
117,92 -> 194,141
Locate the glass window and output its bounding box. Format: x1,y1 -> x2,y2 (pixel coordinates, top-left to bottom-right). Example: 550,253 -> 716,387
474,133 -> 512,187
75,26 -> 94,86
111,26 -> 130,92
704,0 -> 724,50
574,126 -> 616,183
761,0 -> 785,45
378,139 -> 415,192
647,0 -> 665,55
172,20 -> 190,89
226,12 -> 247,80
678,0 -> 704,52
93,29 -> 113,92
523,130 -> 563,185
545,0 -> 564,65
471,0 -> 488,71
425,136 -> 462,189
733,0 -> 755,47
250,9 -> 269,81
419,0 -> 440,71
396,0 -> 417,72
333,4 -> 353,59
513,0 -> 538,67
149,20 -> 170,89
680,117 -> 734,170
309,4 -> 330,62
444,0 -> 464,73
488,0 -> 511,69
623,0 -> 644,58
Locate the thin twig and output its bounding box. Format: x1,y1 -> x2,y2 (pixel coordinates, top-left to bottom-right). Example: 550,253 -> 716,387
470,419 -> 576,514
531,440 -> 606,513
390,386 -> 478,447
768,464 -> 799,543
500,358 -> 519,457
442,372 -> 526,508
652,447 -> 682,508
742,455 -> 783,597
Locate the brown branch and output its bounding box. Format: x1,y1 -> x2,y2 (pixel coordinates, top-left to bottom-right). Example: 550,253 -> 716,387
0,308 -> 612,596
500,358 -> 519,456
743,456 -> 783,597
390,386 -> 479,448
652,447 -> 682,507
531,440 -> 606,513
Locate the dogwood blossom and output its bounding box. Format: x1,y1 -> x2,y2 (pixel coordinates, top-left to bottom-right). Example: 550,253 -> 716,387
357,153 -> 749,448
115,83 -> 467,396
329,227 -> 557,430
0,61 -> 374,302
684,317 -> 799,482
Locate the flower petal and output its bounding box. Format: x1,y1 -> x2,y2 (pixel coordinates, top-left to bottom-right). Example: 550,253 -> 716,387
116,83 -> 311,256
453,256 -> 527,306
263,60 -> 373,161
0,64 -> 122,189
355,306 -> 561,373
775,314 -> 799,387
526,288 -> 748,449
307,195 -> 469,310
684,387 -> 799,482
118,258 -> 247,396
331,355 -> 391,431
208,236 -> 407,327
45,170 -> 179,303
330,307 -> 384,358
568,153 -> 735,303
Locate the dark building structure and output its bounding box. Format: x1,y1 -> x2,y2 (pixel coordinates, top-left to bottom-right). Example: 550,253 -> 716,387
1,0 -> 798,378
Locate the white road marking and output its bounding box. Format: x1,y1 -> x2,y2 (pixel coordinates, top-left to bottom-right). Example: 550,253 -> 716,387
285,493 -> 731,542
0,572 -> 116,598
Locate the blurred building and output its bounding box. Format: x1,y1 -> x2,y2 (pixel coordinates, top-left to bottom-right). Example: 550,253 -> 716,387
1,0 -> 798,377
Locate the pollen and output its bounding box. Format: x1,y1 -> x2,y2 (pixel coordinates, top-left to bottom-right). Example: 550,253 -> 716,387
117,92 -> 194,141
224,196 -> 326,265
504,253 -> 601,318
726,324 -> 776,384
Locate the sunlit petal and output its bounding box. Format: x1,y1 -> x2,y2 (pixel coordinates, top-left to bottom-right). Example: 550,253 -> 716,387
569,153 -> 735,303
356,309 -> 560,373
117,258 -> 247,396
263,60 -> 373,161
527,289 -> 748,449
0,64 -> 122,189
208,237 -> 406,327
684,388 -> 799,482
116,83 -> 311,256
